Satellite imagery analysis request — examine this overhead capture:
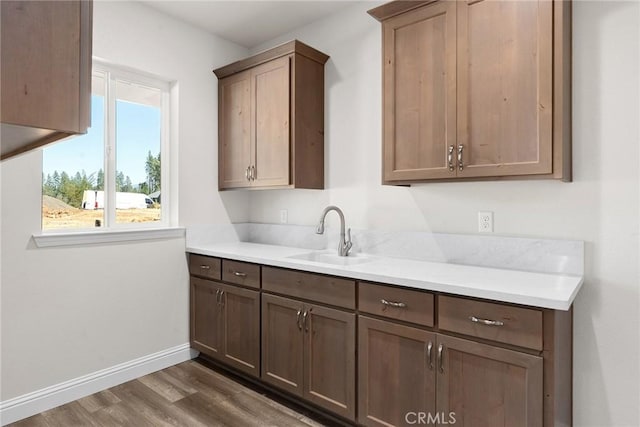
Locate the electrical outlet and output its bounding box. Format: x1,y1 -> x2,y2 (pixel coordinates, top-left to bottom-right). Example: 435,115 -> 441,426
279,209 -> 288,224
478,211 -> 493,233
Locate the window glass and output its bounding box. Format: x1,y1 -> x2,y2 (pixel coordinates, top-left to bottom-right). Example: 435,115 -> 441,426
114,80 -> 162,224
42,74 -> 105,230
41,64 -> 170,232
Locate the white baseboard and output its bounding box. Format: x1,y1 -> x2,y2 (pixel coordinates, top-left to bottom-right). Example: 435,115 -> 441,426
0,343 -> 198,426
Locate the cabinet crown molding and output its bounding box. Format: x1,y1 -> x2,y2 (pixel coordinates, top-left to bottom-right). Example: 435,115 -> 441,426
213,39 -> 329,79
367,0 -> 437,21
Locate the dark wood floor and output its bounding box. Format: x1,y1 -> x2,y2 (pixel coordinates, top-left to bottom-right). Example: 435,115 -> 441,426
10,360 -> 326,427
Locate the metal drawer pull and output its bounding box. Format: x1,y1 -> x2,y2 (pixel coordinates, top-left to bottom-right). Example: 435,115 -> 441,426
469,316 -> 504,326
380,299 -> 407,308
438,344 -> 444,373
448,145 -> 454,171
457,144 -> 464,171
296,310 -> 302,330
426,341 -> 434,370
200,265 -> 211,270
233,271 -> 247,277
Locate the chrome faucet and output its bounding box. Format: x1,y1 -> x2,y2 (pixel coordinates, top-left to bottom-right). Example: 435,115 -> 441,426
316,205 -> 352,256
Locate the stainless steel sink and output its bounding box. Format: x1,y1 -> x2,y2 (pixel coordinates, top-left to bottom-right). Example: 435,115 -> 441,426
287,251 -> 373,266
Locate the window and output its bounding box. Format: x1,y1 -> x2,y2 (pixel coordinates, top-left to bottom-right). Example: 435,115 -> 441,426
42,62 -> 171,231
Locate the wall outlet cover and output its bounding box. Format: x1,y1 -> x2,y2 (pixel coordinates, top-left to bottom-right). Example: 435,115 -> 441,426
478,211 -> 494,233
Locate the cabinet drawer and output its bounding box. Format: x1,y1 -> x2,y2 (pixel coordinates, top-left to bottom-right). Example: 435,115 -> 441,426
189,254 -> 221,280
262,266 -> 355,309
359,282 -> 434,327
222,260 -> 260,289
438,296 -> 543,351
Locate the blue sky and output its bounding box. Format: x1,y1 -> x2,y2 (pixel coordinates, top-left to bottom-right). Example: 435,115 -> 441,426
43,95 -> 161,186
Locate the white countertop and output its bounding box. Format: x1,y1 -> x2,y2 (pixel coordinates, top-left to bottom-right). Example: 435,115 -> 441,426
186,241 -> 583,310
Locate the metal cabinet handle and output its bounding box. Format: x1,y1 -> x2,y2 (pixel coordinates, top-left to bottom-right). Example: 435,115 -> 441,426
380,299 -> 407,309
233,271 -> 247,277
457,144 -> 464,171
219,290 -> 225,306
250,165 -> 256,181
296,309 -> 302,330
200,265 -> 211,270
303,310 -> 309,332
426,341 -> 434,370
469,316 -> 504,326
246,166 -> 251,181
215,289 -> 220,304
438,344 -> 444,373
448,145 -> 455,172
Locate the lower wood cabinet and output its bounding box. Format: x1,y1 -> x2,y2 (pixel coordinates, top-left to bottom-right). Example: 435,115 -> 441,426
437,334 -> 543,427
262,293 -> 356,420
359,315 -> 543,427
188,255 -> 570,426
190,277 -> 260,377
358,316 -> 436,427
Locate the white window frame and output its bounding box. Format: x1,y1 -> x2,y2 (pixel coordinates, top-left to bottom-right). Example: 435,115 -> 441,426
35,60 -> 182,246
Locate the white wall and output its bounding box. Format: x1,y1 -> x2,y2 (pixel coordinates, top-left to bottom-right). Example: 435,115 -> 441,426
248,2 -> 640,426
0,1 -> 249,401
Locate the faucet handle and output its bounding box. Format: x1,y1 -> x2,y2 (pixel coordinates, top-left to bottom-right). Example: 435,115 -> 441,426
345,228 -> 353,255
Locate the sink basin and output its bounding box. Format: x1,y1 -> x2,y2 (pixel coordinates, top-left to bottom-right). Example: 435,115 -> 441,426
287,251 -> 374,266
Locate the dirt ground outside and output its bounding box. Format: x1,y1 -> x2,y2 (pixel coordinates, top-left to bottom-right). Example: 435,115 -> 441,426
42,195 -> 161,229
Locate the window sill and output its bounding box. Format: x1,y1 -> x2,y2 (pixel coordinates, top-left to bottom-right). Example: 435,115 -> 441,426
33,227 -> 185,248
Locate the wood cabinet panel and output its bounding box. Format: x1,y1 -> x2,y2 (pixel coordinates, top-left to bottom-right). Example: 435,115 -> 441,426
214,40 -> 328,190
437,334 -> 543,427
359,281 -> 434,327
358,316 -> 436,427
439,295 -> 543,351
218,71 -> 252,189
383,1 -> 457,181
222,259 -> 260,289
370,0 -> 570,183
220,283 -> 260,377
304,304 -> 356,420
261,293 -> 304,396
262,266 -> 355,309
190,278 -> 223,358
457,0 -> 553,177
188,255 -> 221,280
1,0 -> 92,160
252,57 -> 291,187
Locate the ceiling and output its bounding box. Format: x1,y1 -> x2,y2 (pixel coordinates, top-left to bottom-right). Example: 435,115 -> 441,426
140,1 -> 361,48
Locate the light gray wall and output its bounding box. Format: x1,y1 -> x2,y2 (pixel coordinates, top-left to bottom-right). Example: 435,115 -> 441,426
248,2 -> 640,426
0,1 -> 249,400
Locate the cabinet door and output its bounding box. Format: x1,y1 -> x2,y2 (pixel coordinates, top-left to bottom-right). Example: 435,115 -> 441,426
436,334 -> 543,427
456,0 -> 553,177
219,70 -> 252,189
1,0 -> 92,160
382,1 -> 457,182
251,56 -> 291,187
190,278 -> 223,359
358,316 -> 436,427
220,283 -> 260,378
261,293 -> 304,396
304,305 -> 356,420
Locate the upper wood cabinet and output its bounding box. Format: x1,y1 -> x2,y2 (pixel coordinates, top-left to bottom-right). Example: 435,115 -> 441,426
369,0 -> 571,184
214,40 -> 329,190
1,0 -> 93,161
